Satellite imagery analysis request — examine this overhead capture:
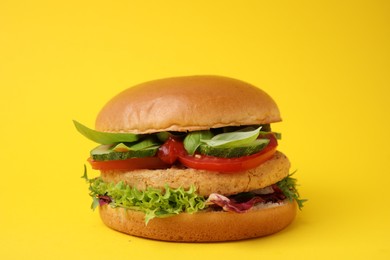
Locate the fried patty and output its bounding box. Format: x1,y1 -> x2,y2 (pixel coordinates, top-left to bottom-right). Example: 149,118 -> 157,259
100,151 -> 290,197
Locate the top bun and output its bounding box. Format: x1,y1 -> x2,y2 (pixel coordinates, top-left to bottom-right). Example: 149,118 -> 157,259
95,75 -> 281,134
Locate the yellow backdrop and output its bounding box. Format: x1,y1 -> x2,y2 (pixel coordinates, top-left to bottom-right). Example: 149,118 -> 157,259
1,0 -> 389,259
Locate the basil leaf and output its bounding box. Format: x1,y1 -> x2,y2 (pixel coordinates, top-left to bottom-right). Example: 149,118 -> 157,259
201,126 -> 262,148
156,132 -> 170,142
183,130 -> 213,155
73,120 -> 139,144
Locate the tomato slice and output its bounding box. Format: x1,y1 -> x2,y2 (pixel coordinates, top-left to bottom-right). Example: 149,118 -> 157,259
177,134 -> 278,173
88,156 -> 169,171
178,147 -> 276,173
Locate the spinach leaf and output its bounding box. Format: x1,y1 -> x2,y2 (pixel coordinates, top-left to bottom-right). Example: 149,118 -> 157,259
73,120 -> 139,144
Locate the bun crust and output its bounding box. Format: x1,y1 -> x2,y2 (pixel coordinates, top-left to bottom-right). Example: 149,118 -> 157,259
99,200 -> 297,242
101,151 -> 290,197
95,75 -> 281,134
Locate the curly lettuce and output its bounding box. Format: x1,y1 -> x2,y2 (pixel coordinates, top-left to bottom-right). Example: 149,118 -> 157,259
82,169 -> 207,224
276,173 -> 307,209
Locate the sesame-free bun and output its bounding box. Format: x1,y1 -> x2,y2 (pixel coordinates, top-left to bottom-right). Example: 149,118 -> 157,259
95,75 -> 281,134
99,200 -> 297,242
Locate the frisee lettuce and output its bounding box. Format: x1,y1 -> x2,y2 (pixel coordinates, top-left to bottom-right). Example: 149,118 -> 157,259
82,169 -> 207,224
276,172 -> 307,209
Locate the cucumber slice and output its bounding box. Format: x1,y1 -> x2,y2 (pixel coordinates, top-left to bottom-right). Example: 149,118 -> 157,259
199,139 -> 270,158
90,144 -> 159,161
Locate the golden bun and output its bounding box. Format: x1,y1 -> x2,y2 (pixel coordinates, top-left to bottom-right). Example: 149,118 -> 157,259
95,75 -> 281,134
99,200 -> 297,242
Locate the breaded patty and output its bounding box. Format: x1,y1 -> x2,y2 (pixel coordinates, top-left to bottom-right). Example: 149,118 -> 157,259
100,151 -> 290,196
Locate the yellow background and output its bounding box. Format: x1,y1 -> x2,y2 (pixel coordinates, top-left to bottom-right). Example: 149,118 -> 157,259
1,0 -> 389,259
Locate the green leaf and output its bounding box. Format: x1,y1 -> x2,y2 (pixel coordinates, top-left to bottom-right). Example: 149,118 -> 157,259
86,177 -> 207,224
201,126 -> 262,148
91,197 -> 100,210
276,172 -> 307,210
156,132 -> 170,142
259,131 -> 282,140
73,120 -> 139,144
183,130 -> 213,155
81,164 -> 88,181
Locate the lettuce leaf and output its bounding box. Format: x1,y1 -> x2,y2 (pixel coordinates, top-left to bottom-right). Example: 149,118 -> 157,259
276,173 -> 307,209
84,175 -> 207,224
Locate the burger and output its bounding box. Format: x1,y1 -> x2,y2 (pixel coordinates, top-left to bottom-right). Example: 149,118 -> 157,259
74,75 -> 305,242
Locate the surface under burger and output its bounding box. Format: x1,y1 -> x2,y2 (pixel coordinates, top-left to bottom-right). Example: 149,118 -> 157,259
75,75 -> 305,242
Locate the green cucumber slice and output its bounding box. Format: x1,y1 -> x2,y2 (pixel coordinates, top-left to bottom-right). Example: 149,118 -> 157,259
199,139 -> 270,158
90,144 -> 159,161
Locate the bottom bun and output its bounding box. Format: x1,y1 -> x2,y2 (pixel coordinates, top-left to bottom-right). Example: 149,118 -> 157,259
99,200 -> 297,242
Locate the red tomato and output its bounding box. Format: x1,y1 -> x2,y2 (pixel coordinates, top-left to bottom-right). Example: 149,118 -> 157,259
88,156 -> 169,171
178,133 -> 278,173
178,147 -> 276,173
